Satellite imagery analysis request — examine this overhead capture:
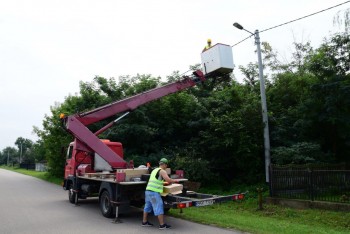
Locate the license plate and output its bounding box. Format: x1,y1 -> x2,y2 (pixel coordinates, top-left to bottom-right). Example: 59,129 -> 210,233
195,200 -> 214,207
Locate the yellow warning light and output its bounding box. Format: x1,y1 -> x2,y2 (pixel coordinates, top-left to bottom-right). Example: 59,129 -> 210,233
59,113 -> 65,119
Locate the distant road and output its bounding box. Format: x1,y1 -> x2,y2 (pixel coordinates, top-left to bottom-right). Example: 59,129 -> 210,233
0,169 -> 243,234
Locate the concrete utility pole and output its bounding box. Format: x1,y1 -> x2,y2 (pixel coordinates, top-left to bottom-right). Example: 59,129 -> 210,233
7,150 -> 9,166
233,22 -> 271,183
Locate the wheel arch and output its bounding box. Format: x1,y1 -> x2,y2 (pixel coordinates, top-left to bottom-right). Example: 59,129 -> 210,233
63,176 -> 75,190
99,181 -> 116,201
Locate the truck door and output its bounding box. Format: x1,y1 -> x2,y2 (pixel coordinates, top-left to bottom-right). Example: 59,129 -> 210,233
64,145 -> 74,179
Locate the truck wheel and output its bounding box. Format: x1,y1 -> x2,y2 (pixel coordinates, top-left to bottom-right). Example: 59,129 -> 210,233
100,190 -> 114,218
68,188 -> 77,204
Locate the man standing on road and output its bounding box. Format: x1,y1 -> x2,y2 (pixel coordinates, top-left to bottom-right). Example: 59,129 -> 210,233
142,158 -> 179,230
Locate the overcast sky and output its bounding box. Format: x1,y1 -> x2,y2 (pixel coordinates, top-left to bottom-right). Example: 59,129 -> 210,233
0,0 -> 348,150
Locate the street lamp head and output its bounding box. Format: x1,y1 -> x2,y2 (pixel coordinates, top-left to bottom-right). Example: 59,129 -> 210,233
233,22 -> 243,30
233,22 -> 254,35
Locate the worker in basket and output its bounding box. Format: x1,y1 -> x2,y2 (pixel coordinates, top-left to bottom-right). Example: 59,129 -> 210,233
142,158 -> 179,230
202,38 -> 212,52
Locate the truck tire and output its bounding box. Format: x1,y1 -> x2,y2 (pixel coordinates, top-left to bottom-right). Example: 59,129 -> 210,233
68,187 -> 77,204
100,190 -> 114,218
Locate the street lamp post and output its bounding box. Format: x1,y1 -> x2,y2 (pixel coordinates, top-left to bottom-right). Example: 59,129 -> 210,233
233,22 -> 271,183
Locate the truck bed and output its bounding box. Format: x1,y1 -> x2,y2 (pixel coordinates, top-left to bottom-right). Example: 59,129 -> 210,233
77,173 -> 188,185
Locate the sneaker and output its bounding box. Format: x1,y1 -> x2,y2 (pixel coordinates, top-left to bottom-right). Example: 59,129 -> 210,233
142,221 -> 154,227
159,223 -> 171,230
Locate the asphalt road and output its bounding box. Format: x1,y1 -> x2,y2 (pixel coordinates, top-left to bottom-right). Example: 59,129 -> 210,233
0,169 -> 244,234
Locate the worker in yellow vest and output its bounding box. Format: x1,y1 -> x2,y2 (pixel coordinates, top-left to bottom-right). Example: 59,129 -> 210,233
142,158 -> 179,230
202,38 -> 212,52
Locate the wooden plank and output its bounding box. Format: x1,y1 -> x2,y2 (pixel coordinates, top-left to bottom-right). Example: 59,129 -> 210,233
117,168 -> 148,181
163,184 -> 183,195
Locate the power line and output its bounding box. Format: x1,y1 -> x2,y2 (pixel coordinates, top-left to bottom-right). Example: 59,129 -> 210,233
232,0 -> 350,47
232,34 -> 253,47
260,0 -> 350,33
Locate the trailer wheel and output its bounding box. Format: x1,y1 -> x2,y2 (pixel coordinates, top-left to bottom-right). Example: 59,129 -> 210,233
68,187 -> 77,204
100,190 -> 114,218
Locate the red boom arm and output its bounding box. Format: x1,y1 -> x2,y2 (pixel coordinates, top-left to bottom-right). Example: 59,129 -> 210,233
62,70 -> 205,169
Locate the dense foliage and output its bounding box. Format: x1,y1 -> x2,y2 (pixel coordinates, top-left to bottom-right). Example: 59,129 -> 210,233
267,33 -> 350,165
3,32 -> 348,187
0,137 -> 43,165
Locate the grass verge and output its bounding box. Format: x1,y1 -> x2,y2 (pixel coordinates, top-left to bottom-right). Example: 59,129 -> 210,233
169,194 -> 350,234
0,165 -> 62,185
2,166 -> 349,233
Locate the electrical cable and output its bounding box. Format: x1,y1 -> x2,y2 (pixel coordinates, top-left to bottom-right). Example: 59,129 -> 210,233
260,0 -> 350,33
232,35 -> 254,47
232,0 -> 350,47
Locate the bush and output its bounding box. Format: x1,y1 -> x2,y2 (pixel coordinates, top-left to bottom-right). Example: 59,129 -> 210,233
271,142 -> 330,164
173,153 -> 215,184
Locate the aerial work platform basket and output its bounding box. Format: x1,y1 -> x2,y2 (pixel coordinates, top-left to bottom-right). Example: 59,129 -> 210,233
201,43 -> 234,76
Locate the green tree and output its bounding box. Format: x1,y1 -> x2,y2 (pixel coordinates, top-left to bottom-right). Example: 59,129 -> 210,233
31,140 -> 46,162
267,72 -> 316,147
334,8 -> 350,34
301,33 -> 350,161
267,33 -> 350,164
14,137 -> 33,163
271,142 -> 330,165
0,147 -> 18,165
191,81 -> 264,184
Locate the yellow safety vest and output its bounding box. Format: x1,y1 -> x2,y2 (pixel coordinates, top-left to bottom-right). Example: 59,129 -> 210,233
203,44 -> 211,52
146,168 -> 164,193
